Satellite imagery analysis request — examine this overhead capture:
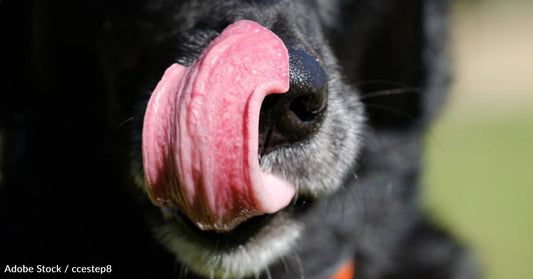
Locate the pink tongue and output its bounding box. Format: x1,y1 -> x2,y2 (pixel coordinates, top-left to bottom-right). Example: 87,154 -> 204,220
142,20 -> 295,232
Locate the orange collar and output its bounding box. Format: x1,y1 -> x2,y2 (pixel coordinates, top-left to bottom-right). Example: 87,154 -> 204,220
329,260 -> 356,279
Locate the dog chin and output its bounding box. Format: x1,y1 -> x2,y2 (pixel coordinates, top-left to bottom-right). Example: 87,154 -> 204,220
154,210 -> 302,279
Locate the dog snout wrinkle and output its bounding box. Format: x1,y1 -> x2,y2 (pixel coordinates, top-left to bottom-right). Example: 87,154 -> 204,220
259,49 -> 327,155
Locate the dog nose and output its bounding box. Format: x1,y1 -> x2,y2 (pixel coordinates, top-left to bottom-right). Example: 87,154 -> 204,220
259,49 -> 327,155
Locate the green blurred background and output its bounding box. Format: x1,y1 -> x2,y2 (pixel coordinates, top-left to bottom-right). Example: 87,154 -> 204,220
423,0 -> 533,278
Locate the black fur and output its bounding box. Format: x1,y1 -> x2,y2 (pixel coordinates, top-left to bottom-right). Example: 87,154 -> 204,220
0,0 -> 478,278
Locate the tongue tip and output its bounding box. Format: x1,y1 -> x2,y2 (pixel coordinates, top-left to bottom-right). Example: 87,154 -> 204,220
191,173 -> 295,233
255,172 -> 296,213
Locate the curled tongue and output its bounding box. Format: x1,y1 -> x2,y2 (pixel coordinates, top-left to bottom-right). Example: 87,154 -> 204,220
142,20 -> 295,232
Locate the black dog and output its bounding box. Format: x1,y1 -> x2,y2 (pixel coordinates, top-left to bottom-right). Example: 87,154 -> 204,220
0,0 -> 478,278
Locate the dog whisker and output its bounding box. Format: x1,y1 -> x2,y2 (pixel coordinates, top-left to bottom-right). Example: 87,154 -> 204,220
360,87 -> 421,101
279,254 -> 291,274
115,116 -> 135,129
179,265 -> 189,279
289,250 -> 305,279
264,266 -> 272,279
292,184 -> 300,206
364,103 -> 421,126
353,79 -> 415,88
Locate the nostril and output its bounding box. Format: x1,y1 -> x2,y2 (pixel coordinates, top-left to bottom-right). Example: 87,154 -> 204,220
258,49 -> 328,155
284,49 -> 328,132
289,94 -> 325,123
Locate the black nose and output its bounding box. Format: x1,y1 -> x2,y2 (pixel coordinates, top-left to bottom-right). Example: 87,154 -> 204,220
259,49 -> 327,155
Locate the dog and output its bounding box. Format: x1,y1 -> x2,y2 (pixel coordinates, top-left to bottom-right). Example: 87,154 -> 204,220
0,0 -> 478,278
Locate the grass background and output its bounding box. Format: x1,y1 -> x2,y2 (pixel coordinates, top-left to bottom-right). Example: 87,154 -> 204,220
423,1 -> 533,278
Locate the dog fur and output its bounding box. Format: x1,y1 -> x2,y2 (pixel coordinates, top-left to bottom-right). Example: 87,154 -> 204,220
0,0 -> 478,278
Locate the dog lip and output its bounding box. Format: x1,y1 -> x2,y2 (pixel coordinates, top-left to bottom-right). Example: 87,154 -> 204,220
162,191 -> 314,238
163,206 -> 277,238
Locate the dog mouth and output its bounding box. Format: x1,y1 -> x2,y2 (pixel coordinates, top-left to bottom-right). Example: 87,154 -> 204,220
164,207 -> 276,241
156,196 -> 309,279
163,193 -> 314,237
142,18 -> 331,235
142,20 -> 296,232
158,192 -> 314,273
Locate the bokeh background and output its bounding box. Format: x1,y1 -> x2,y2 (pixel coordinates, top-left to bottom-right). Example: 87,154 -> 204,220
424,0 -> 533,278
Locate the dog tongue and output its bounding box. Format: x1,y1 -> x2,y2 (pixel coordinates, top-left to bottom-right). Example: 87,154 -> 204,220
142,20 -> 294,232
